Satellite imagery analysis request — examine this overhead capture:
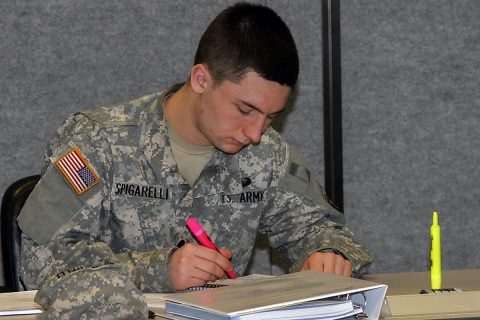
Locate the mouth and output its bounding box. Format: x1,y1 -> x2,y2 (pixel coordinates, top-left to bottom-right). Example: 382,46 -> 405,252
231,138 -> 247,147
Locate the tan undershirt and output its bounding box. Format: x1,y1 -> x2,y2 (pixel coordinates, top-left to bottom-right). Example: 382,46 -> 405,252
167,121 -> 215,186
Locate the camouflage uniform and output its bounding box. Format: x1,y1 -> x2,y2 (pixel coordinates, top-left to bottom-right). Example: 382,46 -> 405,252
18,84 -> 372,319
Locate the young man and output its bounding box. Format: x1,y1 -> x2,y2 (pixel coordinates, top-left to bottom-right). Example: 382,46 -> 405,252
18,2 -> 372,319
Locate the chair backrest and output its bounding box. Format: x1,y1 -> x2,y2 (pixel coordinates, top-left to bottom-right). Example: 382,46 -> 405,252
1,175 -> 40,291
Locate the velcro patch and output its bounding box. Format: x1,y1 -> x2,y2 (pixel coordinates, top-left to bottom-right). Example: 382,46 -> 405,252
55,147 -> 99,195
289,162 -> 310,182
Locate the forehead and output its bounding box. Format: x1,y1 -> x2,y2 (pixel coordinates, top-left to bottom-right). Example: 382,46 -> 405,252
217,71 -> 291,114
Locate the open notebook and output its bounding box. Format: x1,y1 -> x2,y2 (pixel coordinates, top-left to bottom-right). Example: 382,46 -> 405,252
164,270 -> 387,320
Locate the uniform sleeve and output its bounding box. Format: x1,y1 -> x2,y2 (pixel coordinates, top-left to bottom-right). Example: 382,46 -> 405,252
260,144 -> 373,277
18,113 -> 175,318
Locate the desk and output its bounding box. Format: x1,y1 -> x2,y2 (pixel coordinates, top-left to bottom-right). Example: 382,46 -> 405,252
363,269 -> 480,295
1,270 -> 479,319
0,290 -> 171,319
364,269 -> 480,319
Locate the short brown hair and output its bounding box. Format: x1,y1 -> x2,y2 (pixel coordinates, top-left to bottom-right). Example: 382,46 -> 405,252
194,2 -> 299,88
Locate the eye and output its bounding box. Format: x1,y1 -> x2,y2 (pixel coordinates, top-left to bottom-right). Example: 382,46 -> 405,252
237,106 -> 252,115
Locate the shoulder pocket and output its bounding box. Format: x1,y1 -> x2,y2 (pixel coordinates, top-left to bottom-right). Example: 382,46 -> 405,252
18,166 -> 84,246
278,145 -> 311,195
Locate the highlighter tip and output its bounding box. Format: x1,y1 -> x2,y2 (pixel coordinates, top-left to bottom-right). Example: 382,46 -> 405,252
432,211 -> 439,224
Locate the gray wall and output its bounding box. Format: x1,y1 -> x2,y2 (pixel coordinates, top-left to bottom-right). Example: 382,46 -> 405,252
1,0 -> 479,286
342,0 -> 480,273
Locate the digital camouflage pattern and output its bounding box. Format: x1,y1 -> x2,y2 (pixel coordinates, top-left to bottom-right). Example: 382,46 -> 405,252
18,84 -> 372,319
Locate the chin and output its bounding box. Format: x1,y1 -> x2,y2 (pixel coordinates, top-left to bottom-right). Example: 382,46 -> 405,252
218,144 -> 245,154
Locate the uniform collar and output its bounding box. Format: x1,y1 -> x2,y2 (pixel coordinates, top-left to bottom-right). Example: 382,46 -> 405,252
190,151 -> 244,197
140,84 -> 185,185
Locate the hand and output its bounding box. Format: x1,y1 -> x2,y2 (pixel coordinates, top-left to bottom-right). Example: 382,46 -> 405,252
300,251 -> 352,277
167,243 -> 234,290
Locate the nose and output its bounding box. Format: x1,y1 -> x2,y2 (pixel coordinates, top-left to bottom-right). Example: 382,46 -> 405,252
242,117 -> 268,145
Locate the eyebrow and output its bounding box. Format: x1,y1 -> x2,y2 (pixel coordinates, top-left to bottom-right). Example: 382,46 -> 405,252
239,99 -> 286,116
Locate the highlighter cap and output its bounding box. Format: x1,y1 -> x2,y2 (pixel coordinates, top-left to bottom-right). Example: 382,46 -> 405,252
186,217 -> 204,237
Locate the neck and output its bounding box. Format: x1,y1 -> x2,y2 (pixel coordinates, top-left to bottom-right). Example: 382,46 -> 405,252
164,84 -> 210,146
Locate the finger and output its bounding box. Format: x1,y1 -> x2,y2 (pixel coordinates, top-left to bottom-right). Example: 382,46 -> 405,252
300,262 -> 309,271
191,266 -> 222,283
343,260 -> 352,277
168,244 -> 220,289
218,248 -> 233,260
188,245 -> 233,279
218,248 -> 235,277
302,253 -> 326,272
321,253 -> 336,273
169,258 -> 223,289
194,247 -> 234,275
193,257 -> 229,280
168,258 -> 204,290
300,256 -> 313,271
194,245 -> 227,262
334,254 -> 345,275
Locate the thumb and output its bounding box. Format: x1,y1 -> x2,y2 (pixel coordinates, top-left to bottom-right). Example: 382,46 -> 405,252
300,260 -> 310,271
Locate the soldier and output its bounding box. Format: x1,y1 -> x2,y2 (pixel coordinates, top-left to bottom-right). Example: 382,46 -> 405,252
18,2 -> 372,319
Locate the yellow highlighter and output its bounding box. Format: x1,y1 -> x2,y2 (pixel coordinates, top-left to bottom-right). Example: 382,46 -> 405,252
430,211 -> 442,289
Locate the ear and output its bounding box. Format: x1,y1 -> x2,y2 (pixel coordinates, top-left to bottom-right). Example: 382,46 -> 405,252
190,64 -> 211,94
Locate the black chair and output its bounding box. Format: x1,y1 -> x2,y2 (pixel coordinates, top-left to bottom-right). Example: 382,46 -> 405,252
1,175 -> 41,292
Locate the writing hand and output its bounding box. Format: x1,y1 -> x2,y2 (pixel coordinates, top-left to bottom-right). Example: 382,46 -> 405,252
300,251 -> 352,277
167,243 -> 233,290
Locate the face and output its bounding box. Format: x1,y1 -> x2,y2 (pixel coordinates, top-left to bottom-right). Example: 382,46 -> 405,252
194,70 -> 291,154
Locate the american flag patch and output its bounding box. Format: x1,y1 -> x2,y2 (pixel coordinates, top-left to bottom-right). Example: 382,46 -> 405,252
55,147 -> 99,195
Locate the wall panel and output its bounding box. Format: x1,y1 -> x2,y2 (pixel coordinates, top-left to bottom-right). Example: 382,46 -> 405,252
342,0 -> 480,273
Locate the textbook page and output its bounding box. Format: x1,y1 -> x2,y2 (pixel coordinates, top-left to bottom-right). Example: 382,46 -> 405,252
145,274 -> 273,309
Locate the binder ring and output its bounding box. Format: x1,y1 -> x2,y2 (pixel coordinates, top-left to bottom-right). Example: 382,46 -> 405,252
344,292 -> 367,308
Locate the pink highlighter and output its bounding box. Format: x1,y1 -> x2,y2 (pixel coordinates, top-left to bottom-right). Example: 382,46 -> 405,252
186,217 -> 237,279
